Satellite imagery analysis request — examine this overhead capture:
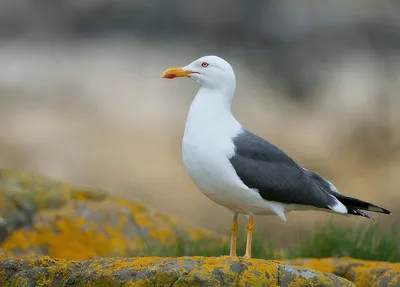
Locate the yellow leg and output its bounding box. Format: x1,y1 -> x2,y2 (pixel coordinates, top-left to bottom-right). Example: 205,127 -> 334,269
244,215 -> 254,259
229,212 -> 239,257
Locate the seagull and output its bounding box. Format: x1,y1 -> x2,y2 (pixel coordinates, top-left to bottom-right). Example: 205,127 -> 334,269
162,55 -> 392,258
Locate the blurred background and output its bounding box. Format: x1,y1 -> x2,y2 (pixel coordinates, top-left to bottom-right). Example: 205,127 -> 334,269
0,0 -> 399,244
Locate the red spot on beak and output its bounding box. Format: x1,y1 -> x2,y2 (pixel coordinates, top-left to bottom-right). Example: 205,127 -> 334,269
164,73 -> 176,79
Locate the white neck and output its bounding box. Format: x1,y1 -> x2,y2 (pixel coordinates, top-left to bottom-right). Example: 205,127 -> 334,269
190,86 -> 234,117
184,86 -> 241,141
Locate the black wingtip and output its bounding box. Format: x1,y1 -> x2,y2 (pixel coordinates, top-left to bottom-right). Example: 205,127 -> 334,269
334,194 -> 392,215
384,210 -> 392,215
347,209 -> 375,220
383,208 -> 392,215
368,206 -> 392,215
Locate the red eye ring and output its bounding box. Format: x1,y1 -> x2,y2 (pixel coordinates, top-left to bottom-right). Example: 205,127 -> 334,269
201,62 -> 209,68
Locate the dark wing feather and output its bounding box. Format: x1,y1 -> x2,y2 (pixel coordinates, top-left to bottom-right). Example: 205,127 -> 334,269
230,130 -> 392,217
229,130 -> 337,209
306,170 -> 339,193
304,170 -> 391,215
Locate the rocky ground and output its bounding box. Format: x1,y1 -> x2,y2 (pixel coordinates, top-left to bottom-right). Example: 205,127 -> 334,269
0,169 -> 398,286
0,169 -> 220,260
0,255 -> 355,287
287,257 -> 400,287
0,254 -> 399,286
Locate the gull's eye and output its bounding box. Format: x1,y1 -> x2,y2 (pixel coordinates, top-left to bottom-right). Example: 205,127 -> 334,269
201,62 -> 209,68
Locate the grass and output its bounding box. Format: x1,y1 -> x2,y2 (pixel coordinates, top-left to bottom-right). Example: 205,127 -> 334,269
287,222 -> 400,262
138,222 -> 400,262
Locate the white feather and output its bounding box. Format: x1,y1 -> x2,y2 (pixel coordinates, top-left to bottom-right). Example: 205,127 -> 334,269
182,83 -> 291,220
180,56 -> 346,221
328,196 -> 348,213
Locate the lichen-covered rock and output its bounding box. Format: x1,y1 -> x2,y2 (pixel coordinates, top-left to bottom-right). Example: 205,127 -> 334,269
0,169 -> 106,242
0,255 -> 81,287
0,248 -> 8,260
0,169 -> 221,260
286,257 -> 400,287
0,255 -> 354,287
2,198 -> 218,260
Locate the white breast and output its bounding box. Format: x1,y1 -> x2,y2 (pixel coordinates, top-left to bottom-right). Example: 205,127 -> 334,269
182,108 -> 244,188
181,88 -> 280,215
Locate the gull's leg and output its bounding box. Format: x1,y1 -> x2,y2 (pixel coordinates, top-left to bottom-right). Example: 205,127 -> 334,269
243,215 -> 254,259
230,212 -> 239,257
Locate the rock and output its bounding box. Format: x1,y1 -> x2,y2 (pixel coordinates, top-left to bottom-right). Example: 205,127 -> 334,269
0,255 -> 81,287
286,257 -> 400,287
0,248 -> 8,260
0,255 -> 354,287
0,170 -> 221,260
0,169 -> 107,243
2,198 -> 219,260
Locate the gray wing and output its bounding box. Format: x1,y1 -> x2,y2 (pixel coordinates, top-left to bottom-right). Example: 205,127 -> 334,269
305,170 -> 340,194
305,169 -> 389,218
229,130 -> 337,209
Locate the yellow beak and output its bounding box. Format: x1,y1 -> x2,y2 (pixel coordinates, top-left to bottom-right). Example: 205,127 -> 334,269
162,67 -> 194,79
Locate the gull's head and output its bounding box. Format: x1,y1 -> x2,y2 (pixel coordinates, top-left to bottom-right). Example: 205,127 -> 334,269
162,55 -> 236,90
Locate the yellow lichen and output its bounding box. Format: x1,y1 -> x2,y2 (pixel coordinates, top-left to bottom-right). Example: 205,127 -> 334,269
34,270 -> 55,287
7,276 -> 30,287
2,191 -> 223,260
2,212 -> 140,260
0,256 -> 359,286
1,169 -> 223,261
0,248 -> 9,260
239,259 -> 279,287
286,257 -> 400,287
134,212 -> 177,244
286,258 -> 336,274
116,198 -> 149,214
